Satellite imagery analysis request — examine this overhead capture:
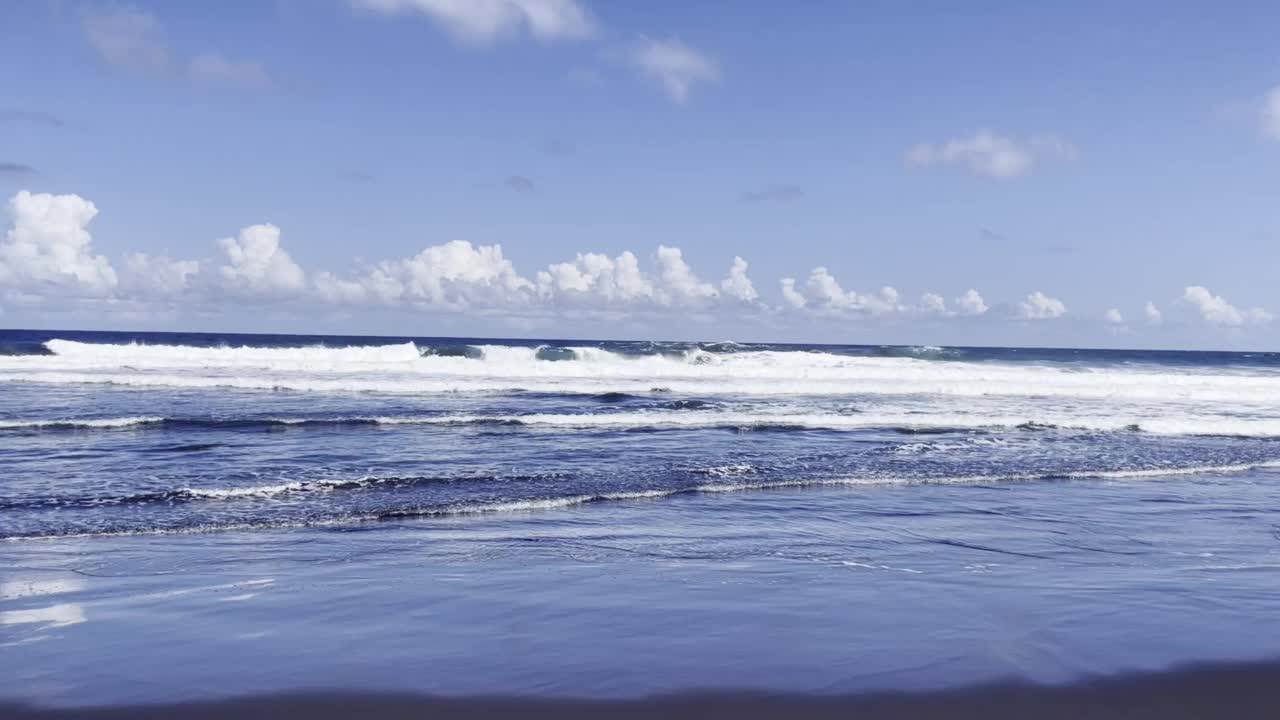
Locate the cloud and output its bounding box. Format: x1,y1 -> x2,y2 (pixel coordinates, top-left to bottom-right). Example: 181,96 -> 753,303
189,53 -> 272,88
1018,291 -> 1067,320
1144,301 -> 1163,325
82,7 -> 269,88
720,257 -> 758,303
10,190 -> 1275,340
82,5 -> 170,73
504,175 -> 536,194
955,289 -> 988,316
792,267 -> 904,315
919,292 -> 948,316
0,110 -> 63,129
779,277 -> 806,309
216,224 -> 306,296
121,253 -> 200,298
537,251 -> 653,305
352,0 -> 595,43
1182,286 -> 1271,327
905,131 -> 1077,179
0,163 -> 36,177
0,191 -> 117,293
654,246 -> 718,305
356,240 -> 533,308
631,37 -> 718,104
741,184 -> 803,205
1261,85 -> 1280,141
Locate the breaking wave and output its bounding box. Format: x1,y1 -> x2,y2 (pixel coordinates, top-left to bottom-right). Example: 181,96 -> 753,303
3,339 -> 1280,408
5,411 -> 1280,437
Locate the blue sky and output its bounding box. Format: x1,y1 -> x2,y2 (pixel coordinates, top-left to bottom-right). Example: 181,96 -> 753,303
3,0 -> 1280,348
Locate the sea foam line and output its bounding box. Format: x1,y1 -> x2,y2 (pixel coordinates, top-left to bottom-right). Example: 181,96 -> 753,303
5,411 -> 1280,438
0,416 -> 165,429
9,459 -> 1280,541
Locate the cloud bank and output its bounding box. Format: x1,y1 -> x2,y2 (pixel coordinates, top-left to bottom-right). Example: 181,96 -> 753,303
0,191 -> 1271,340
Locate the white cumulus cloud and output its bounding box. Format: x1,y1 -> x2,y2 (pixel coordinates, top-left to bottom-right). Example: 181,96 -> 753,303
1182,286 -> 1271,327
720,256 -> 758,303
786,267 -> 912,315
217,224 -> 306,296
364,240 -> 532,308
536,251 -> 653,304
779,277 -> 806,309
654,245 -> 718,305
631,37 -> 719,104
120,253 -> 200,298
353,0 -> 595,43
0,191 -> 117,293
10,190 -> 1278,342
919,292 -> 948,316
955,289 -> 988,316
1018,291 -> 1067,320
905,131 -> 1076,179
1144,301 -> 1163,325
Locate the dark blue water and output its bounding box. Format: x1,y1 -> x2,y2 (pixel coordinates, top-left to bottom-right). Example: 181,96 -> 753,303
2,329 -> 1280,707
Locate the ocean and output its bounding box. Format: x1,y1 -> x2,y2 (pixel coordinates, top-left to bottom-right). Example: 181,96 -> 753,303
2,328 -> 1280,710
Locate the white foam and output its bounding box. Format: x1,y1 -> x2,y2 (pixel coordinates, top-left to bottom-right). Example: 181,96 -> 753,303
5,339 -> 1279,407
182,481 -> 307,499
13,458 -> 1280,541
0,416 -> 164,429
379,411 -> 1280,438
5,410 -> 1280,438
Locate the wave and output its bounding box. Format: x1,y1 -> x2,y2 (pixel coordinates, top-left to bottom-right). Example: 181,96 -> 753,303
6,411 -> 1280,437
0,472 -> 566,511
10,459 -> 1280,540
7,339 -> 1280,406
0,416 -> 165,430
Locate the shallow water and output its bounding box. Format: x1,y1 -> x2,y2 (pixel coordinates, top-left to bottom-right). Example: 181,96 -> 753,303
2,329 -> 1280,707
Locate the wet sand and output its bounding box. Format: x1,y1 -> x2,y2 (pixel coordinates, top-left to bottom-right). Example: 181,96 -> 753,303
4,658 -> 1278,719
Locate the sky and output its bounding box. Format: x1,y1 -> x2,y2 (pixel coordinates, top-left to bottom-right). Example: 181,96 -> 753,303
3,0 -> 1280,349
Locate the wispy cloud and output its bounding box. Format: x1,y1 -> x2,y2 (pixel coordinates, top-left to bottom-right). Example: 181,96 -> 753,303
81,4 -> 170,73
351,0 -> 595,44
0,110 -> 64,129
741,184 -> 803,205
189,53 -> 272,89
81,6 -> 269,88
504,175 -> 536,194
630,37 -> 718,104
905,131 -> 1077,179
0,163 -> 37,177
